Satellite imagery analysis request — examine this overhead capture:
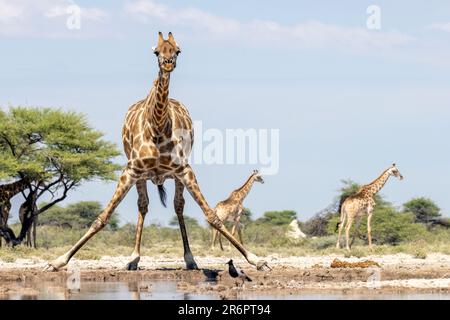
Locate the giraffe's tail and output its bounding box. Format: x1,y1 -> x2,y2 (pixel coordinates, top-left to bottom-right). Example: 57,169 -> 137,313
335,194 -> 349,232
157,184 -> 167,207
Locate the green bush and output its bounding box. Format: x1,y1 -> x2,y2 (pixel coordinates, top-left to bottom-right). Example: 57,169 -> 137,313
327,206 -> 428,245
243,222 -> 289,246
38,201 -> 119,231
403,197 -> 441,224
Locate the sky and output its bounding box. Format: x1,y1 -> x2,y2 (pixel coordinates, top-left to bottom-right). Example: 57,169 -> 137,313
1,0 -> 450,226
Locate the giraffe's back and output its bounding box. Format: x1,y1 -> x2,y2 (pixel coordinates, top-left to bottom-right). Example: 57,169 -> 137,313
342,192 -> 373,216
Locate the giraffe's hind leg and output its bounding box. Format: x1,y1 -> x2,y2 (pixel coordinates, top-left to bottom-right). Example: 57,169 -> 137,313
212,228 -> 225,250
336,209 -> 347,249
237,224 -> 244,245
211,228 -> 218,249
176,165 -> 269,270
174,179 -> 198,270
345,216 -> 355,252
218,233 -> 224,250
126,180 -> 149,271
229,217 -> 242,248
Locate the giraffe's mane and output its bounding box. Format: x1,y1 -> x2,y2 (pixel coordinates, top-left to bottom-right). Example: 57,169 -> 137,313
361,167 -> 391,190
235,174 -> 255,193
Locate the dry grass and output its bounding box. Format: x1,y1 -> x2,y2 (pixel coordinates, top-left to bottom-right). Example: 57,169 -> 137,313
0,225 -> 449,263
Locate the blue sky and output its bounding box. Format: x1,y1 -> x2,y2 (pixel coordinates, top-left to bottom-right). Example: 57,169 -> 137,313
1,0 -> 450,226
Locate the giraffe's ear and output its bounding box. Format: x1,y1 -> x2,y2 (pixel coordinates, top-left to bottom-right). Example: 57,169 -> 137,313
168,32 -> 176,45
157,31 -> 164,47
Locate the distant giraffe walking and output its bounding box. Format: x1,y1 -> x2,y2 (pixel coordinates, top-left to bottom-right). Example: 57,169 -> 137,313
0,178 -> 30,246
336,164 -> 404,251
44,32 -> 269,271
212,170 -> 264,250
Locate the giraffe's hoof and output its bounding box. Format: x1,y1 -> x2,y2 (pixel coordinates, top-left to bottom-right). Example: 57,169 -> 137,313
43,256 -> 68,272
184,254 -> 199,270
256,260 -> 271,271
125,256 -> 140,271
126,261 -> 139,271
43,263 -> 58,272
185,261 -> 199,270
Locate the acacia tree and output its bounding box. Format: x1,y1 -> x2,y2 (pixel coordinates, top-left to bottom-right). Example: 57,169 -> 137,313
0,107 -> 121,246
403,198 -> 441,224
256,210 -> 297,225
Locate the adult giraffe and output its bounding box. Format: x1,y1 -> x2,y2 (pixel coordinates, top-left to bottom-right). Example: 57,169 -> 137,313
336,163 -> 404,251
44,32 -> 268,271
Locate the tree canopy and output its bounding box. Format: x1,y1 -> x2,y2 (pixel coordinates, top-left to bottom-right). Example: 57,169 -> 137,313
256,210 -> 297,225
0,107 -> 121,213
403,197 -> 441,223
0,106 -> 122,245
38,201 -> 119,230
169,215 -> 201,229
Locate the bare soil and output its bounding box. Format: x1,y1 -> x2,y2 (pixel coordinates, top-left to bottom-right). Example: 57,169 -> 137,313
0,253 -> 449,299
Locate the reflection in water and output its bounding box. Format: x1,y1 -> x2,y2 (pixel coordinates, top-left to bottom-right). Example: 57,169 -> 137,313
0,280 -> 449,300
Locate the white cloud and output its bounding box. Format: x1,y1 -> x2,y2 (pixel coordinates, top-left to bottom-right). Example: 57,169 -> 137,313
124,0 -> 413,52
81,8 -> 108,22
45,4 -> 107,22
0,1 -> 24,22
0,0 -> 108,37
428,22 -> 450,33
124,0 -> 167,19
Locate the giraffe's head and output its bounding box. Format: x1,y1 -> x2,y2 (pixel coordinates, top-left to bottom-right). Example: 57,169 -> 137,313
152,32 -> 181,73
253,169 -> 265,184
389,163 -> 404,180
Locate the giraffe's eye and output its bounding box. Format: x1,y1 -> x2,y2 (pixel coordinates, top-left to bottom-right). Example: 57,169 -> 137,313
176,50 -> 181,55
154,51 -> 160,56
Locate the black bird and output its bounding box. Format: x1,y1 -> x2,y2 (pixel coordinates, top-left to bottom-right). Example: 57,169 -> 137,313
226,259 -> 252,285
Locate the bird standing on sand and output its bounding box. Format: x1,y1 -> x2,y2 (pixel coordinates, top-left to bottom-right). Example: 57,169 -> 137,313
227,259 -> 252,285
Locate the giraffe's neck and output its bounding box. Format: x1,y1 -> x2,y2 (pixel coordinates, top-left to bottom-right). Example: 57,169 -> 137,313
0,178 -> 29,202
150,71 -> 171,136
364,169 -> 391,196
234,175 -> 256,202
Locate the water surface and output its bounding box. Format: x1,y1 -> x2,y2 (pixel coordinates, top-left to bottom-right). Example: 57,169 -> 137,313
2,280 -> 449,300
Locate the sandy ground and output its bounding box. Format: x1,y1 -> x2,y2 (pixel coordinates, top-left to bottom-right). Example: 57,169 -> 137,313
0,253 -> 449,298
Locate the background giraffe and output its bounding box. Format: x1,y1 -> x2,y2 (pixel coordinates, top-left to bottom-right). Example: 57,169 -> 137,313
336,163 -> 404,251
211,170 -> 264,250
0,177 -> 29,246
44,32 -> 269,271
